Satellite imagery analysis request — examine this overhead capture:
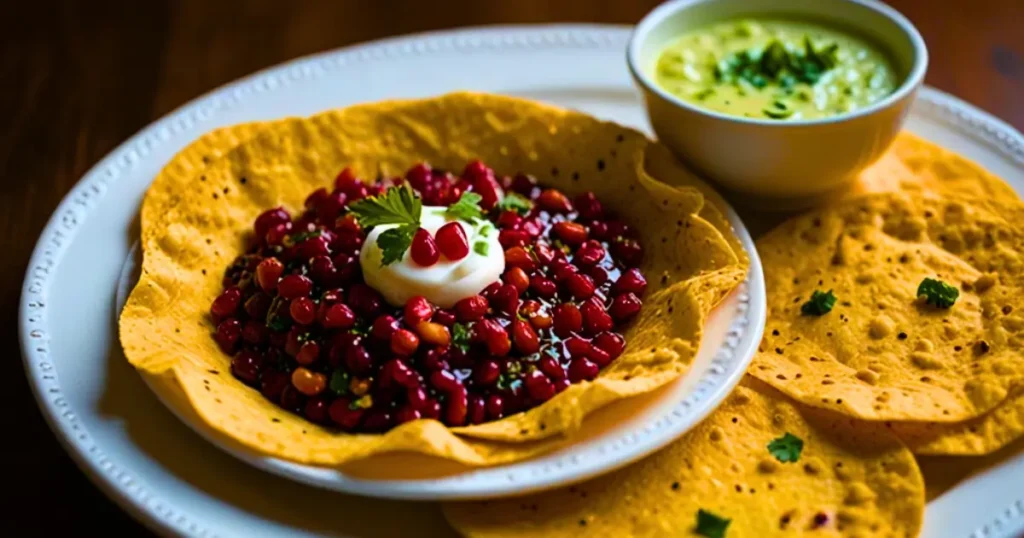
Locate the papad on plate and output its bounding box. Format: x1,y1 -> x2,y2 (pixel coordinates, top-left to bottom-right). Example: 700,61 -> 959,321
119,92 -> 748,466
443,378 -> 925,538
750,192 -> 1024,428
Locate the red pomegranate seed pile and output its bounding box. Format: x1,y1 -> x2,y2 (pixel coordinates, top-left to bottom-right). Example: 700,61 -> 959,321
212,161 -> 646,433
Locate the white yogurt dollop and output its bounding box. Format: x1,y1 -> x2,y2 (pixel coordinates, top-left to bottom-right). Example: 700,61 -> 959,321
359,206 -> 505,308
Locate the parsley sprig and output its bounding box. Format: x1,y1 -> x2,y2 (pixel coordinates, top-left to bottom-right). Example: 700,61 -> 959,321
495,192 -> 533,215
917,278 -> 959,309
445,191 -> 484,223
349,186 -> 422,267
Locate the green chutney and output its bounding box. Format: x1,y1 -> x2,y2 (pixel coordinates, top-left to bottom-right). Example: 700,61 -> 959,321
655,18 -> 899,120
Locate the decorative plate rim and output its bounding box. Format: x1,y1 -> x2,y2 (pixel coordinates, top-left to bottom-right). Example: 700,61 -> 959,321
18,23 -> 1024,538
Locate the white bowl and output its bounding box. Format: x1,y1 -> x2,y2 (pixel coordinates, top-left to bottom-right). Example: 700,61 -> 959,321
627,0 -> 928,206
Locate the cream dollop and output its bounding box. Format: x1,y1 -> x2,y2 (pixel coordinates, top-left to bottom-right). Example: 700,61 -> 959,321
359,206 -> 505,308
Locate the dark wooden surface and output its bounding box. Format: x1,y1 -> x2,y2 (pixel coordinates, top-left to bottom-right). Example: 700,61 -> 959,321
2,1 -> 1021,535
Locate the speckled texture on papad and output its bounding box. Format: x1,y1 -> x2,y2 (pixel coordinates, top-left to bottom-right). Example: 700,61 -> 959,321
751,192 -> 1024,426
888,390 -> 1024,455
119,92 -> 748,466
854,131 -> 1018,199
443,378 -> 924,538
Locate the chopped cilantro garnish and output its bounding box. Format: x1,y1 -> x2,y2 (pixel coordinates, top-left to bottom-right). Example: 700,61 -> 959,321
917,278 -> 959,308
495,192 -> 533,215
452,322 -> 473,353
695,509 -> 731,538
445,191 -> 484,223
474,241 -> 489,256
767,432 -> 803,463
329,370 -> 350,396
715,36 -> 840,90
801,290 -> 836,316
376,225 -> 417,267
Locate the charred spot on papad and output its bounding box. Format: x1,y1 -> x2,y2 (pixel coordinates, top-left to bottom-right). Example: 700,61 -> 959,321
119,92 -> 747,466
442,377 -> 924,537
751,192 -> 1024,423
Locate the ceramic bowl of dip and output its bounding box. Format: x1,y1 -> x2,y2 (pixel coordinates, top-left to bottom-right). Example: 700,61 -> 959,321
627,0 -> 927,207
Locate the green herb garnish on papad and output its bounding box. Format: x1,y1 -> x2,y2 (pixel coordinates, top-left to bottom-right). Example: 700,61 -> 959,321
443,380 -> 924,537
800,289 -> 836,316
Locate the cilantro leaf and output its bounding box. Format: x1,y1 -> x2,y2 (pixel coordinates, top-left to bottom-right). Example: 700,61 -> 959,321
495,192 -> 533,215
767,432 -> 803,463
329,370 -> 350,396
451,322 -> 472,353
377,225 -> 417,267
474,241 -> 489,256
801,289 -> 836,316
348,184 -> 421,228
445,191 -> 484,223
695,509 -> 731,538
917,278 -> 959,308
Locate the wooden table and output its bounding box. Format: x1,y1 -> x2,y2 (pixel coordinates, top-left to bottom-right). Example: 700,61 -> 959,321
3,1 -> 1021,534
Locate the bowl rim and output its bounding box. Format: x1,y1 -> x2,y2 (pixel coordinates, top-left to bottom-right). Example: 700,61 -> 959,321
626,0 -> 929,127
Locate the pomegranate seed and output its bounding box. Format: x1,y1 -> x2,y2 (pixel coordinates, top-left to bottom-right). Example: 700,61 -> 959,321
362,410 -> 394,432
383,358 -> 417,388
334,167 -> 359,192
305,188 -> 328,210
574,241 -> 606,267
411,228 -> 440,266
211,288 -> 241,319
309,255 -> 338,285
285,327 -> 305,356
371,314 -> 400,340
345,345 -> 373,375
612,238 -> 644,267
278,274 -> 312,299
481,281 -> 503,299
491,284 -> 520,316
574,192 -> 604,220
329,399 -> 364,430
304,398 -> 330,424
529,276 -> 557,297
503,267 -> 530,293
613,268 -> 648,295
265,222 -> 292,246
521,300 -> 554,330
430,369 -> 462,393
610,293 -> 643,321
512,320 -> 540,354
445,387 -> 469,426
295,341 -> 320,365
484,394 -> 505,420
254,207 -> 291,241
321,303 -> 356,329
552,303 -> 583,337
434,309 -> 456,326
462,160 -> 491,181
242,320 -> 267,344
255,258 -> 284,291
606,220 -> 632,239
297,236 -> 331,259
504,246 -> 536,271
403,296 -> 434,325
467,395 -> 487,424
565,336 -> 593,358
348,284 -> 382,316
539,355 -> 566,380
436,222 -> 470,260
565,273 -> 596,300
333,231 -> 364,254
391,329 -> 420,356
553,221 -> 588,246
279,385 -> 305,413
291,367 -> 327,396
415,321 -> 451,346
594,332 -> 626,359
509,173 -> 537,195
422,348 -> 449,371
260,370 -> 289,401
333,253 -> 360,283
568,358 -> 599,382
407,386 -> 429,409
244,292 -> 271,319
289,297 -> 316,325
551,259 -> 579,282
581,301 -> 614,334
473,359 -> 501,386
589,221 -> 610,240
498,229 -> 530,249
534,243 -> 556,265
553,378 -> 571,393
588,266 -> 610,286
231,350 -> 263,384
537,189 -> 573,213
396,406 -> 422,424
589,346 -> 612,366
455,295 -> 489,321
215,318 -> 241,353
472,176 -> 503,211
524,370 -> 556,402
405,162 -> 432,190
476,319 -> 511,356
334,214 -> 361,234
498,211 -> 524,229
421,399 -> 442,420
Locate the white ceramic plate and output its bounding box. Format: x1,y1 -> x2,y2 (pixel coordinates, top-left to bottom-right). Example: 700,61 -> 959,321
19,25 -> 1024,538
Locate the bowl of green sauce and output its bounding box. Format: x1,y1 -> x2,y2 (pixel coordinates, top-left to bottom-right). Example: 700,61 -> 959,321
628,0 -> 927,206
